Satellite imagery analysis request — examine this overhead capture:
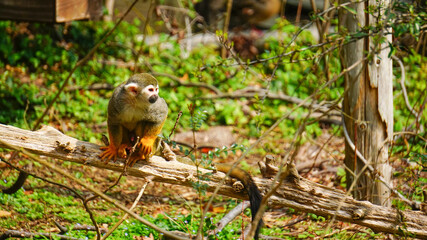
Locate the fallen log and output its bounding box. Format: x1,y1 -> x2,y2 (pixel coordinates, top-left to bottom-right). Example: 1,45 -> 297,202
0,124 -> 426,238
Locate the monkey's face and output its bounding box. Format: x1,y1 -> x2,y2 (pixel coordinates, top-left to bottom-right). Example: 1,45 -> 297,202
143,84 -> 159,103
124,80 -> 159,104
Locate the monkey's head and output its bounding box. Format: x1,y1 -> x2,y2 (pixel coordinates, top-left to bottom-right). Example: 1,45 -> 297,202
124,73 -> 159,104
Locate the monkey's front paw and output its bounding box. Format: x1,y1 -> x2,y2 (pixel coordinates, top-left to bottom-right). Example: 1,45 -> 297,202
140,144 -> 153,157
100,145 -> 118,163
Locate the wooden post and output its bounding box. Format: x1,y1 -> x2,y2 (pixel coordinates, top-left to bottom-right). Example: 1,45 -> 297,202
103,0 -> 115,21
339,0 -> 393,206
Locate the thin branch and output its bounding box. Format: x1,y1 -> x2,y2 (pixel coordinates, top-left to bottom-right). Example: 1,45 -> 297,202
392,55 -> 418,118
247,105 -> 314,239
69,224 -> 107,233
169,111 -> 183,139
151,71 -> 222,94
100,180 -> 151,240
208,201 -> 251,236
85,136 -> 140,203
0,158 -> 83,199
221,0 -> 233,58
83,199 -> 101,240
198,91 -> 339,114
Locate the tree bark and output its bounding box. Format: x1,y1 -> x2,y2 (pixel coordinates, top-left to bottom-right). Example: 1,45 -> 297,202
0,124 -> 425,238
339,0 -> 393,206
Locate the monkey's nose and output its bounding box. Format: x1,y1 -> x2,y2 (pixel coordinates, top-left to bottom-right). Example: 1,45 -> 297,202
148,95 -> 158,103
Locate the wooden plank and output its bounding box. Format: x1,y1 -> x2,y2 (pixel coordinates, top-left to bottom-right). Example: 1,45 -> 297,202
56,0 -> 102,22
0,0 -> 55,22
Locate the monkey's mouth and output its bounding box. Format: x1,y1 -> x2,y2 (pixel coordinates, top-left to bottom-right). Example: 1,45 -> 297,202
148,95 -> 158,103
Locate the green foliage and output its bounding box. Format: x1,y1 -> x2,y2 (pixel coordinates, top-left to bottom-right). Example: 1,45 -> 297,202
391,1 -> 426,39
0,189 -> 79,220
393,152 -> 426,209
336,167 -> 347,189
392,52 -> 427,137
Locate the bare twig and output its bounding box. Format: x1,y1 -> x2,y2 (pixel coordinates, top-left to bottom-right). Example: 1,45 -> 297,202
83,199 -> 101,239
169,111 -> 183,139
208,201 -> 251,236
70,224 -> 108,233
198,90 -> 339,114
203,55 -> 368,240
247,106 -> 313,239
151,71 -> 222,94
392,55 -> 418,118
101,180 -> 151,240
323,161 -> 371,236
86,136 -> 140,204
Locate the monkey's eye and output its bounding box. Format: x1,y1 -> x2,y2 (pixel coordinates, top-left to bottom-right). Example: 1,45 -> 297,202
148,88 -> 155,92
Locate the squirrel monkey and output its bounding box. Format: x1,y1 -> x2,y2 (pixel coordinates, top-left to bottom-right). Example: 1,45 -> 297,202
100,73 -> 174,166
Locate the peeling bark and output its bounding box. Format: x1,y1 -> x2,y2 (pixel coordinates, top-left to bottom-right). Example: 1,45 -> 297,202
339,0 -> 393,206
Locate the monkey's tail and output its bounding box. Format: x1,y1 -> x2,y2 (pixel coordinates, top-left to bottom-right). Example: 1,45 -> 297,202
215,163 -> 263,240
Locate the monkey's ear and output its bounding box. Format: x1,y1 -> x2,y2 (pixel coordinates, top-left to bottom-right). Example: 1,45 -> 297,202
124,82 -> 140,96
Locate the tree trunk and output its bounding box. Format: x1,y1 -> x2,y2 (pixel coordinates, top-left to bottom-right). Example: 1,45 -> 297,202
339,0 -> 393,206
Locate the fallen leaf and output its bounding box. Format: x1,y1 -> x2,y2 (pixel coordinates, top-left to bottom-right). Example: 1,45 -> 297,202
0,210 -> 11,218
179,73 -> 188,81
211,206 -> 225,213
